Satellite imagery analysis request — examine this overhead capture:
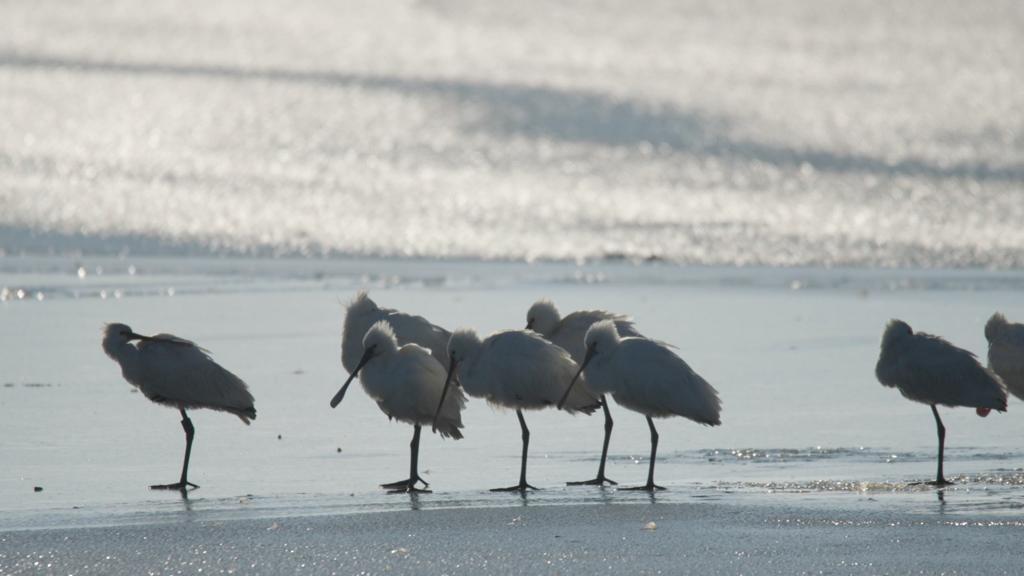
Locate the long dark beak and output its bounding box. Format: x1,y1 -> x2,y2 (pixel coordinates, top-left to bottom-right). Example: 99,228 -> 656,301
330,347 -> 374,408
126,332 -> 144,341
432,354 -> 458,432
557,344 -> 595,410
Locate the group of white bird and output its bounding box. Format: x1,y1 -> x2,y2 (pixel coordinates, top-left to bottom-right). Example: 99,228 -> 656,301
101,294 -> 1023,494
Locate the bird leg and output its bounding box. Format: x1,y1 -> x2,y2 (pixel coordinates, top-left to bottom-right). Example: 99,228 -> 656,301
151,409 -> 200,491
622,416 -> 666,491
927,405 -> 953,486
492,409 -> 539,492
384,425 -> 431,493
567,396 -> 618,486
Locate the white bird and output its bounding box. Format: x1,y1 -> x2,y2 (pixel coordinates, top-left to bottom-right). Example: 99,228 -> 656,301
342,291 -> 452,373
330,321 -> 465,493
985,312 -> 1024,401
558,320 -> 721,491
526,299 -> 641,486
433,328 -> 600,492
875,319 -> 1007,485
101,323 -> 256,491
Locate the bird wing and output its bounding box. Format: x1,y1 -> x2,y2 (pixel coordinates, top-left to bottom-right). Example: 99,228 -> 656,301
477,331 -> 598,413
882,333 -> 1006,410
611,339 -> 721,425
384,310 -> 453,367
396,345 -> 466,438
136,336 -> 256,422
551,311 -> 638,361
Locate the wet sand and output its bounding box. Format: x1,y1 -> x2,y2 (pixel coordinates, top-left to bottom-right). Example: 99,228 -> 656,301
3,498 -> 1022,575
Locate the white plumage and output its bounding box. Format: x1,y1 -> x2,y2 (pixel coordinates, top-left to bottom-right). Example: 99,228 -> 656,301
446,329 -> 599,413
435,328 -> 599,491
526,299 -> 642,486
986,312 -> 1024,401
876,320 -> 1007,411
101,322 -> 255,491
526,299 -> 640,363
875,319 -> 1006,485
581,321 -> 721,425
331,321 -> 465,493
342,291 -> 452,373
559,320 -> 721,490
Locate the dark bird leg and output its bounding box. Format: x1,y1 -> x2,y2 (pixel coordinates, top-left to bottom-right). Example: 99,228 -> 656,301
492,409 -> 539,492
928,405 -> 953,486
622,416 -> 665,491
384,425 -> 431,493
151,408 -> 200,491
567,396 -> 617,486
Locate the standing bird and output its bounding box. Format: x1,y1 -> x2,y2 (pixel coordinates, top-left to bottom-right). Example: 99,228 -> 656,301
342,291 -> 452,373
101,323 -> 256,491
985,312 -> 1024,401
526,299 -> 641,486
875,319 -> 1007,485
433,328 -> 600,492
558,321 -> 721,491
331,321 -> 465,493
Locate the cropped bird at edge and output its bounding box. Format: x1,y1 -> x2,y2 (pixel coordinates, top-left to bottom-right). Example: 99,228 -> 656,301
433,327 -> 600,492
526,298 -> 641,486
985,313 -> 1024,401
342,291 -> 452,373
558,320 -> 721,491
331,321 -> 465,493
875,319 -> 1007,486
101,323 -> 256,491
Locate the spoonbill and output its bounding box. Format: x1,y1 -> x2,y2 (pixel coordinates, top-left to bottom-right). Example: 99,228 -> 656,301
875,319 -> 1007,485
342,291 -> 452,373
433,328 -> 600,492
331,321 -> 465,493
527,299 -> 641,486
558,320 -> 721,491
985,313 -> 1024,400
101,323 -> 256,491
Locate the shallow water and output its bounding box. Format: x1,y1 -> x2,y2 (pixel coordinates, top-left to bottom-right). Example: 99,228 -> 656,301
2,0 -> 1022,266
2,257 -> 1023,530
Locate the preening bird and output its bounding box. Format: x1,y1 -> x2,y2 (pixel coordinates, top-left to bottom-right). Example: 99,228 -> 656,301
558,320 -> 721,491
433,328 -> 600,492
875,319 -> 1007,485
331,321 -> 465,493
527,299 -> 641,486
985,312 -> 1024,401
342,291 -> 452,373
101,323 -> 256,491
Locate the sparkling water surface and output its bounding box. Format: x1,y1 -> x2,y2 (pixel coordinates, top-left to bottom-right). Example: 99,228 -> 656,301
2,0 -> 1022,266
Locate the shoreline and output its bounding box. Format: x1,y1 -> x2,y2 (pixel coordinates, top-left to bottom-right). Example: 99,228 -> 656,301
3,498 -> 1023,575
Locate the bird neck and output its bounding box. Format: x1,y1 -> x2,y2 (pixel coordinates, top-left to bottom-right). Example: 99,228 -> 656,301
103,339 -> 142,379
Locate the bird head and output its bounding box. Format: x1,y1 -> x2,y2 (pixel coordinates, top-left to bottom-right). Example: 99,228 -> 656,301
985,312 -> 1008,343
584,319 -> 621,359
346,290 -> 379,317
526,299 -> 560,335
446,328 -> 482,370
881,319 -> 913,350
362,320 -> 399,356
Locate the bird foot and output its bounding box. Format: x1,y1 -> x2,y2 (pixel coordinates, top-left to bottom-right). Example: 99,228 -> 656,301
386,483 -> 432,494
150,481 -> 199,491
380,477 -> 429,490
620,483 -> 665,492
490,482 -> 539,493
567,476 -> 618,486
